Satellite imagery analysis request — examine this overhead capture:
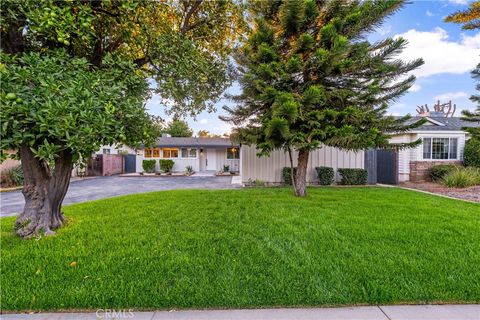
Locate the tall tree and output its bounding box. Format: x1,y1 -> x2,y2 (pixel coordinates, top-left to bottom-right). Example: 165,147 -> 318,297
1,0 -> 246,238
445,1 -> 480,30
165,119 -> 194,137
446,1 -> 480,136
222,0 -> 423,197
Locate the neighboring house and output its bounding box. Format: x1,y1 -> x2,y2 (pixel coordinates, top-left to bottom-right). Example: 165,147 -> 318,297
95,144 -> 137,155
137,137 -> 240,173
391,115 -> 480,182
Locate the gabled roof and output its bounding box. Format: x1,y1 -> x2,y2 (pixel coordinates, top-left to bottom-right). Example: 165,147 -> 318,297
401,116 -> 480,131
154,137 -> 238,148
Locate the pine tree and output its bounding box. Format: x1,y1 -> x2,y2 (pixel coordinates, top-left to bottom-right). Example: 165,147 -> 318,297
462,63 -> 480,137
222,0 -> 424,197
445,1 -> 480,30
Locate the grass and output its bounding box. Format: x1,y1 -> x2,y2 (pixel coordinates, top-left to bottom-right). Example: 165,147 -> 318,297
1,187 -> 479,311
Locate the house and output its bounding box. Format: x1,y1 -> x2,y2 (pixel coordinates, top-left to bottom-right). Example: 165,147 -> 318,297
136,137 -> 240,173
391,115 -> 479,182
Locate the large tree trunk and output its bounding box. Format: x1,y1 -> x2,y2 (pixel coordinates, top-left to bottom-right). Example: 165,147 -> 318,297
15,146 -> 73,238
293,149 -> 309,197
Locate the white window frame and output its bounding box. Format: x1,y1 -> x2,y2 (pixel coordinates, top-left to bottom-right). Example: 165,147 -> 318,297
422,137 -> 458,160
180,148 -> 198,159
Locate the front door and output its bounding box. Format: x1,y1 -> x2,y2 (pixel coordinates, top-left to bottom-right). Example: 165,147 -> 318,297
205,149 -> 217,171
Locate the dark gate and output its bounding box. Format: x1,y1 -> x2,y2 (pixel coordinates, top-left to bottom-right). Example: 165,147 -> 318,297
86,154 -> 103,176
124,154 -> 136,173
376,150 -> 398,185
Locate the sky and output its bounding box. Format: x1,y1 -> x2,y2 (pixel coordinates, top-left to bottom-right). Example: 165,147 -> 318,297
146,0 -> 480,135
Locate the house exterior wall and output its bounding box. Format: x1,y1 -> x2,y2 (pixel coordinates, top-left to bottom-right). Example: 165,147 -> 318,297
241,145 -> 364,184
96,144 -> 136,155
135,148 -> 240,173
390,131 -> 467,182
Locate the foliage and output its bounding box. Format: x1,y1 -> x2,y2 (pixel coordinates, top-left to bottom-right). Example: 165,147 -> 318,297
443,167 -> 480,188
185,165 -> 194,175
222,0 -> 424,196
142,160 -> 156,173
10,165 -> 24,186
315,167 -> 334,185
1,50 -> 152,164
338,169 -> 368,185
464,138 -> 480,167
461,63 -> 480,137
164,119 -> 193,137
445,1 -> 480,30
1,188 -> 479,310
223,165 -> 230,172
198,130 -> 222,138
282,167 -> 297,185
428,164 -> 460,182
159,159 -> 175,173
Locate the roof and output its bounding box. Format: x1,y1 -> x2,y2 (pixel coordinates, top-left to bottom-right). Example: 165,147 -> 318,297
400,116 -> 480,131
154,137 -> 238,148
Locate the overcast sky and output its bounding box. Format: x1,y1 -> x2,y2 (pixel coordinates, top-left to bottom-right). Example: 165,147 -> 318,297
146,0 -> 480,135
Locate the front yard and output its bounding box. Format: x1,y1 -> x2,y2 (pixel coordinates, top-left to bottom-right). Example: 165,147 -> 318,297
1,187 -> 479,311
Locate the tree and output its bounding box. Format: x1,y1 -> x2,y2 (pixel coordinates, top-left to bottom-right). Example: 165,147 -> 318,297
445,2 -> 480,136
1,0 -> 246,238
222,0 -> 423,197
197,130 -> 222,138
445,1 -> 480,30
165,119 -> 194,137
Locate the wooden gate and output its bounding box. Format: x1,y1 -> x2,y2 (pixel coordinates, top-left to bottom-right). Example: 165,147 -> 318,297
376,150 -> 398,185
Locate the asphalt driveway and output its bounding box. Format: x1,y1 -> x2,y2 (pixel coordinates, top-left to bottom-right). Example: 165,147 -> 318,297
0,175 -> 238,217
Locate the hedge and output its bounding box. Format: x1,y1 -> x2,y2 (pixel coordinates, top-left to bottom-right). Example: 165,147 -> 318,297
160,159 -> 175,173
338,168 -> 367,185
464,138 -> 480,167
282,167 -> 297,185
315,166 -> 334,185
142,160 -> 156,173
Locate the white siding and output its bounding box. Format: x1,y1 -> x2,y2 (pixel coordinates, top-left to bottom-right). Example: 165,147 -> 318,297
241,145 -> 364,184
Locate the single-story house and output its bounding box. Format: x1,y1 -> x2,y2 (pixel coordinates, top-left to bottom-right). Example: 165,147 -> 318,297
391,115 -> 479,182
136,137 -> 240,173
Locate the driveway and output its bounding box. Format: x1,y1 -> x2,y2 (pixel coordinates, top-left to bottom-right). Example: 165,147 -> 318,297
0,175 -> 238,217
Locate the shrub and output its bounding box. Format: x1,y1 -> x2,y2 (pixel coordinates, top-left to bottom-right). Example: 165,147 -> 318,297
10,165 -> 24,185
282,167 -> 297,185
443,167 -> 480,188
159,159 -> 174,173
464,138 -> 480,167
338,168 -> 367,185
428,164 -> 459,182
142,160 -> 156,173
185,165 -> 194,175
315,166 -> 334,185
223,165 -> 230,172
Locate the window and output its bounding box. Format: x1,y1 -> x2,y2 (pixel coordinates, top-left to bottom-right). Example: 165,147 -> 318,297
422,138 -> 458,160
227,147 -> 240,159
102,148 -> 111,155
162,148 -> 178,158
144,148 -> 160,158
181,148 -> 197,158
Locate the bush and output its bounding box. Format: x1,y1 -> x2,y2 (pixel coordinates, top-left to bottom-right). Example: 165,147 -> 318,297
443,167 -> 480,188
10,165 -> 24,185
223,165 -> 230,173
282,167 -> 297,185
159,159 -> 174,173
464,138 -> 480,167
315,166 -> 334,185
338,168 -> 367,185
428,164 -> 459,182
142,160 -> 156,173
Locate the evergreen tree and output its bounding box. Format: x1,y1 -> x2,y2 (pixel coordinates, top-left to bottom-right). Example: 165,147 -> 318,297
462,63 -> 480,138
222,0 -> 424,197
165,119 -> 194,137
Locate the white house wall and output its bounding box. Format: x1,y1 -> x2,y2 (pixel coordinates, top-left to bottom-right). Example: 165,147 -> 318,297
241,145 -> 364,184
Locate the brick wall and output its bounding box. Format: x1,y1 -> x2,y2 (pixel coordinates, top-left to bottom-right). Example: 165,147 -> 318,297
409,161 -> 462,182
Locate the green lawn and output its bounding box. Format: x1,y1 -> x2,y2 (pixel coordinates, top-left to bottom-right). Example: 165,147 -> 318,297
1,187 -> 479,311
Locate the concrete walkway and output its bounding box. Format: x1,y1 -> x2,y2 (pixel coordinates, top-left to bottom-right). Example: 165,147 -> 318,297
2,305 -> 479,320
0,175 -> 238,217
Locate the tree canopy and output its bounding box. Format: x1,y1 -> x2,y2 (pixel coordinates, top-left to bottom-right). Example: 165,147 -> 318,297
445,1 -> 480,30
164,119 -> 194,137
222,0 -> 423,196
